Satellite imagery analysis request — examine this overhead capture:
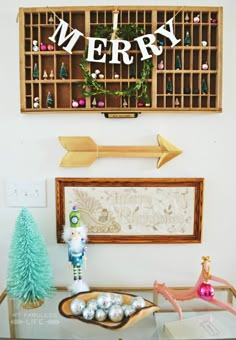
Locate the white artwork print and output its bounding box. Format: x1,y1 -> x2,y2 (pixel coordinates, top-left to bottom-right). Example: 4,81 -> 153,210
65,186 -> 195,236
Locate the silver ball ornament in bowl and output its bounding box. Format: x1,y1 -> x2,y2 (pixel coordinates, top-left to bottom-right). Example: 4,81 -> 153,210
131,296 -> 146,310
123,304 -> 136,317
82,307 -> 95,320
95,308 -> 107,322
97,293 -> 113,309
86,298 -> 98,311
108,304 -> 124,322
111,293 -> 123,305
70,298 -> 86,315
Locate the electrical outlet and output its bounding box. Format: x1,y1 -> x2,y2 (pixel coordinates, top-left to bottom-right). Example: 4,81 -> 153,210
5,178 -> 47,207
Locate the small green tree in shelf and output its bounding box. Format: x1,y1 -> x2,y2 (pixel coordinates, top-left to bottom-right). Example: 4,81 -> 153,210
46,92 -> 53,108
7,208 -> 55,308
59,62 -> 68,79
201,79 -> 208,94
184,31 -> 191,46
166,77 -> 173,94
33,63 -> 39,80
175,55 -> 182,70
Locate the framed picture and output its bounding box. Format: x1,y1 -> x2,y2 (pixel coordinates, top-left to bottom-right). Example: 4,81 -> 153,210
56,178 -> 204,244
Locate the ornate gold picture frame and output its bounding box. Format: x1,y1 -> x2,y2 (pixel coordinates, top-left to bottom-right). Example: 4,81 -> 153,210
56,177 -> 204,244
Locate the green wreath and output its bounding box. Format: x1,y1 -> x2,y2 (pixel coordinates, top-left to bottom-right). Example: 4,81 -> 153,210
79,24 -> 153,102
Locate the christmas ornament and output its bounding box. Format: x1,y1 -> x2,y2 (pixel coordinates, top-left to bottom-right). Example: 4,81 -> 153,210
33,97 -> 40,109
87,299 -> 98,311
98,73 -> 105,79
97,100 -> 105,108
202,62 -> 209,70
184,31 -> 191,46
123,304 -> 136,317
59,62 -> 68,79
47,44 -> 54,51
33,63 -> 39,80
108,304 -> 124,322
95,308 -> 107,322
32,40 -> 39,52
131,296 -> 146,310
43,70 -> 48,80
94,69 -> 101,75
40,43 -> 47,51
193,14 -> 200,23
211,18 -> 217,24
82,307 -> 95,320
184,13 -> 190,23
91,73 -> 97,79
166,77 -> 173,94
97,293 -> 113,310
91,98 -> 97,107
70,298 -> 86,315
197,282 -> 215,301
137,101 -> 144,107
175,55 -> 182,70
111,293 -> 123,305
48,14 -> 54,24
46,91 -> 53,108
72,100 -> 79,108
78,98 -> 86,107
157,60 -> 164,70
114,72 -> 120,79
49,70 -> 54,79
201,40 -> 207,47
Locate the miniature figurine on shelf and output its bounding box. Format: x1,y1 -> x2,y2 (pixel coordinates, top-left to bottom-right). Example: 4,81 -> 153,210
98,73 -> 104,79
97,100 -> 105,108
42,70 -> 48,80
114,72 -> 120,79
175,97 -> 180,107
201,78 -> 208,94
166,77 -> 173,94
175,55 -> 182,70
184,13 -> 190,23
48,14 -> 54,24
47,44 -> 54,51
59,62 -> 68,79
33,63 -> 39,80
157,60 -> 164,70
123,98 -> 128,108
62,206 -> 89,295
91,97 -> 97,107
32,40 -> 39,52
46,91 -> 53,108
33,97 -> 40,109
211,17 -> 217,24
49,70 -> 54,80
154,256 -> 236,320
78,98 -> 86,107
184,31 -> 191,46
201,40 -> 208,47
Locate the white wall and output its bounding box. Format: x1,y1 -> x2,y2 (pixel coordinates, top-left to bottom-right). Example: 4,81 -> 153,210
0,0 -> 235,292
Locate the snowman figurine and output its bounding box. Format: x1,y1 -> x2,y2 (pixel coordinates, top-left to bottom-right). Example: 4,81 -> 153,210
32,40 -> 39,52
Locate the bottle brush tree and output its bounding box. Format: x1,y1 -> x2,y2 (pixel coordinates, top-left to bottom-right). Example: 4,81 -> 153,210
7,208 -> 55,308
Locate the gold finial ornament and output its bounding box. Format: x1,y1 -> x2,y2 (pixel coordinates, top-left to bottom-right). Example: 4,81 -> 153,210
201,255 -> 211,281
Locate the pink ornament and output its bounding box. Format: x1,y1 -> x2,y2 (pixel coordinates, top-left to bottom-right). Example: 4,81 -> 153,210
47,44 -> 54,51
40,43 -> 47,51
198,282 -> 215,300
97,101 -> 105,108
71,100 -> 79,108
78,99 -> 85,107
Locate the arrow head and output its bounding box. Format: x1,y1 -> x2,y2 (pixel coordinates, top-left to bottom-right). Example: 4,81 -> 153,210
157,135 -> 182,168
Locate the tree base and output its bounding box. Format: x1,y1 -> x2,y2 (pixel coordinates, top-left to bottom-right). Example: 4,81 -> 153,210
21,299 -> 44,309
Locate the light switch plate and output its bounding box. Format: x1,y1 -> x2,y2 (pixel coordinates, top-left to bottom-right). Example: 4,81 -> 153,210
5,178 -> 47,207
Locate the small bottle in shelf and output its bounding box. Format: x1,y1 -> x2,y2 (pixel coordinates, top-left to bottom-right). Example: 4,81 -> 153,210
175,55 -> 182,70
59,62 -> 68,79
33,63 -> 39,80
166,77 -> 173,94
46,92 -> 54,108
201,79 -> 208,94
184,31 -> 191,46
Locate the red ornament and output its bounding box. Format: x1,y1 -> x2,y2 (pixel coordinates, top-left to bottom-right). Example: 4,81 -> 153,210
137,101 -> 144,107
198,282 -> 215,300
78,99 -> 85,107
47,44 -> 54,51
40,43 -> 47,51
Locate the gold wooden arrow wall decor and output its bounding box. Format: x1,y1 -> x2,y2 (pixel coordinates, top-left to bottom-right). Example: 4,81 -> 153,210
59,134 -> 182,168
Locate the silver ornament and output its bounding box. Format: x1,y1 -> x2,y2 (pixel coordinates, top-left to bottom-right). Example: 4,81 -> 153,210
95,308 -> 107,322
97,293 -> 113,309
108,304 -> 124,322
70,298 -> 86,315
82,307 -> 95,320
86,298 -> 98,311
111,293 -> 123,305
124,305 -> 136,317
131,296 -> 146,310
